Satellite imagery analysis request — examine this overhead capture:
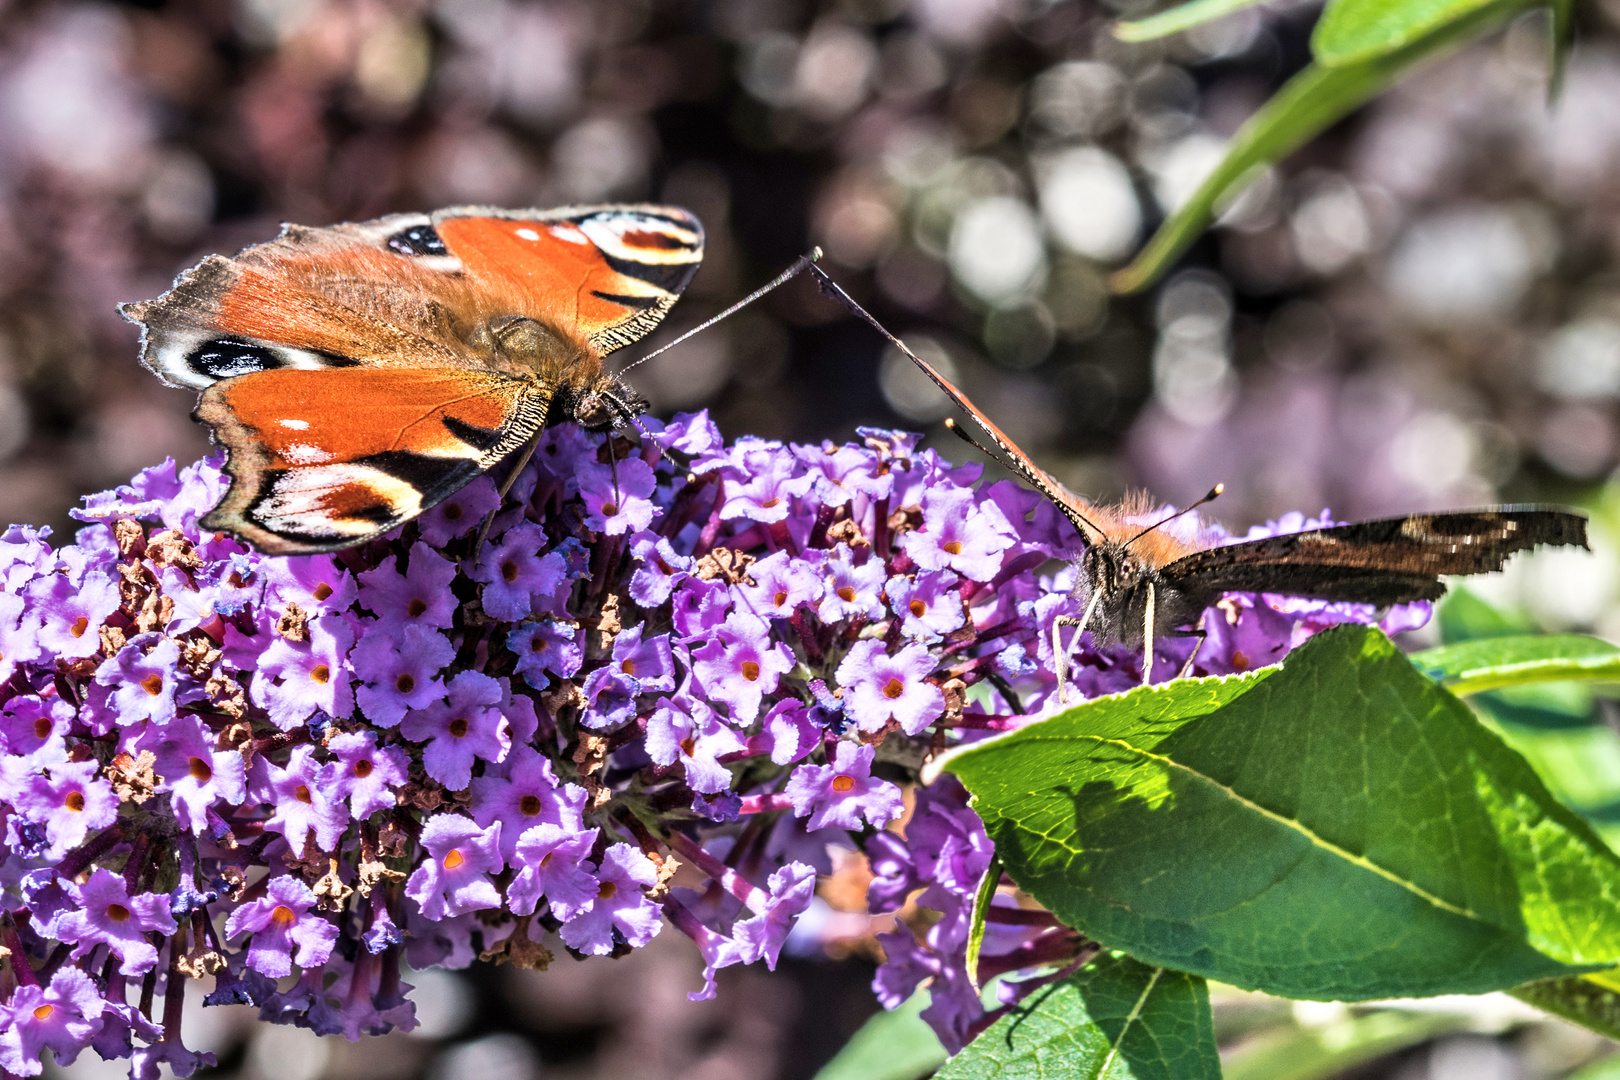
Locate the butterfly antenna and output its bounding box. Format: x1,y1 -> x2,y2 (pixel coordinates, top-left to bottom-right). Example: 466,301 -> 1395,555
616,248 -> 824,378
1123,484 -> 1225,549
808,263 -> 1108,543
944,418 -> 1018,476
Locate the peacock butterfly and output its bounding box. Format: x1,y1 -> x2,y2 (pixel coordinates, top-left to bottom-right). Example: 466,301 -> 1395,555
123,204 -> 704,555
806,264 -> 1589,687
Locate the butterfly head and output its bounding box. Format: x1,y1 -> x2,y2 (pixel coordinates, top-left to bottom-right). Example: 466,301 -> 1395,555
571,375 -> 647,431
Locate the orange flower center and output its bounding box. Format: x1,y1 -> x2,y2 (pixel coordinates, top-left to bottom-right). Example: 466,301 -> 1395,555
33,718 -> 51,739
621,659 -> 636,676
680,736 -> 697,757
909,600 -> 926,617
188,757 -> 212,782
1231,650 -> 1250,671
741,661 -> 761,681
32,1004 -> 54,1021
64,792 -> 85,812
70,616 -> 89,639
597,881 -> 617,900
774,591 -> 788,606
448,718 -> 469,738
501,560 -> 519,583
883,678 -> 905,700
519,794 -> 542,816
760,497 -> 780,509
601,502 -> 619,516
295,785 -> 312,804
353,760 -> 373,778
310,664 -> 331,684
943,541 -> 962,556
313,583 -> 334,602
407,598 -> 427,618
140,674 -> 164,696
443,849 -> 465,870
837,587 -> 856,603
395,673 -> 415,694
271,905 -> 297,925
106,903 -> 130,922
832,775 -> 855,793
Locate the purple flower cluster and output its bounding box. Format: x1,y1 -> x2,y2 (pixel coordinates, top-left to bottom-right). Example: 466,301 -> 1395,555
0,411 -> 1424,1071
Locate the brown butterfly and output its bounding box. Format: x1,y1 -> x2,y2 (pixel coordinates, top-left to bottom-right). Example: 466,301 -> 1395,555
123,205 -> 704,555
807,266 -> 1589,689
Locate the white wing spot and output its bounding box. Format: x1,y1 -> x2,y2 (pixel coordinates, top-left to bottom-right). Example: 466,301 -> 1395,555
279,419 -> 310,431
515,227 -> 542,241
282,443 -> 334,465
549,225 -> 589,245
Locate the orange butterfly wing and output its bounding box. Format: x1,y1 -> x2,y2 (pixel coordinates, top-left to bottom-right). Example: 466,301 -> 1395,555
121,204 -> 703,553
196,367 -> 543,555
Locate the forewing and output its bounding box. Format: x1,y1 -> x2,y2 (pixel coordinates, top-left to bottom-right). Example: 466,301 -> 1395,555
1163,508 -> 1589,608
196,367 -> 546,555
432,204 -> 704,355
124,213 -> 506,390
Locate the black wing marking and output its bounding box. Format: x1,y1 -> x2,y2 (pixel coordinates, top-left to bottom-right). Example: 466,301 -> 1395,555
1162,508 -> 1589,608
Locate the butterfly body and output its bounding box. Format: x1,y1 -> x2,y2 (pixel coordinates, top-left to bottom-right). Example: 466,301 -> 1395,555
125,205 -> 702,554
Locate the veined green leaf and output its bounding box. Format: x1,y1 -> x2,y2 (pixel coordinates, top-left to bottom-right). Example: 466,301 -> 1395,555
937,954 -> 1219,1080
1410,634 -> 1620,695
1110,0 -> 1526,294
1115,0 -> 1275,42
941,625 -> 1620,1001
812,990 -> 946,1080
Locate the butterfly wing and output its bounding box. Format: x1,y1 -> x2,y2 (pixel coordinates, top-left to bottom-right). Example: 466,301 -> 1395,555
1161,508 -> 1590,609
195,367 -> 546,555
124,205 -> 704,391
122,204 -> 703,552
432,204 -> 704,356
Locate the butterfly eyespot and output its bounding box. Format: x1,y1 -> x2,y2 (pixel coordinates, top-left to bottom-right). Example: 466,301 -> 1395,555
187,339 -> 283,380
386,224 -> 448,257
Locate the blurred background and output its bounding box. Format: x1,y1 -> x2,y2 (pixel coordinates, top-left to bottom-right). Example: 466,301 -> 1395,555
9,0 -> 1620,1076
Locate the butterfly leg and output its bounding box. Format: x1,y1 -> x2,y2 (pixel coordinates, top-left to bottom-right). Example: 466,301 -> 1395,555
1173,616 -> 1209,680
1053,590 -> 1103,706
1141,582 -> 1156,686
472,431 -> 545,556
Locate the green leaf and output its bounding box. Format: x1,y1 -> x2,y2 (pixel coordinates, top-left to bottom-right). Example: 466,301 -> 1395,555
1550,0 -> 1574,96
1222,1008 -> 1467,1080
1512,975 -> 1620,1041
1410,634 -> 1620,695
1115,0 -> 1274,42
1437,586 -> 1533,644
1566,1048 -> 1620,1080
1311,0 -> 1521,66
941,625 -> 1620,1001
1110,0 -> 1524,294
966,854 -> 1004,990
1475,682 -> 1598,731
937,953 -> 1219,1080
812,990 -> 946,1080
